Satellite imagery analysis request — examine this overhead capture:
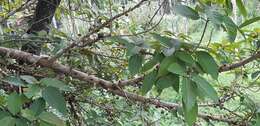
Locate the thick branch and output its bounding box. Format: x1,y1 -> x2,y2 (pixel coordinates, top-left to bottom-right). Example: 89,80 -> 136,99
219,51 -> 260,72
0,46 -> 243,124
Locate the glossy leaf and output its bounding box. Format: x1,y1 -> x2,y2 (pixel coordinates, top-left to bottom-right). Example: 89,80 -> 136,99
42,87 -> 67,115
192,75 -> 218,102
196,51 -> 219,80
175,5 -> 200,20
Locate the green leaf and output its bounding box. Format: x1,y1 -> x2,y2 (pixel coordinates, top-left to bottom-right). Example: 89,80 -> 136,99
24,84 -> 41,98
40,121 -> 55,126
196,51 -> 219,80
251,71 -> 260,79
20,75 -> 38,84
128,54 -> 143,75
151,33 -> 173,47
206,10 -> 224,25
158,55 -> 177,77
42,87 -> 67,115
141,53 -> 164,72
236,0 -> 247,18
182,77 -> 197,111
167,62 -> 186,76
15,118 -> 28,126
7,92 -> 23,115
39,112 -> 65,126
254,117 -> 260,126
30,98 -> 46,116
3,76 -> 25,86
192,75 -> 218,102
176,51 -> 195,65
183,100 -> 198,126
110,36 -> 129,45
40,78 -> 70,91
0,116 -> 16,126
225,0 -> 233,15
175,4 -> 200,20
223,16 -> 238,42
156,74 -> 179,92
239,17 -> 260,28
21,109 -> 37,121
141,70 -> 157,95
0,110 -> 10,120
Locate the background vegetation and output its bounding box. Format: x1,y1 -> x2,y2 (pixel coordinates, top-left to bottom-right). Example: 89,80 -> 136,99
0,0 -> 260,125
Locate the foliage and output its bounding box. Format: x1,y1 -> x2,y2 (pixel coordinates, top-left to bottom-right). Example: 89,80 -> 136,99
0,0 -> 259,126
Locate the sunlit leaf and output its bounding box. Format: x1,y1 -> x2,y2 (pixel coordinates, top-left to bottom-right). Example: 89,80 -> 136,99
236,0 -> 247,18
239,17 -> 260,28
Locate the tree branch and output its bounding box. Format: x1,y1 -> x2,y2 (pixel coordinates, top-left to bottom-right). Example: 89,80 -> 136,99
219,51 -> 260,72
0,46 -> 244,124
48,0 -> 148,63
